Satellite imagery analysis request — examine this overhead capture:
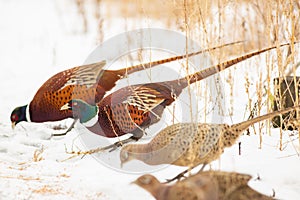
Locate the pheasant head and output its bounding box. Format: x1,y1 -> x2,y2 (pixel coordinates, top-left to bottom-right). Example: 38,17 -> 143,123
10,105 -> 28,129
120,145 -> 138,167
132,174 -> 161,198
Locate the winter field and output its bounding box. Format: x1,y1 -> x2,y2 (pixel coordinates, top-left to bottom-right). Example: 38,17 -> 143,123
0,0 -> 300,199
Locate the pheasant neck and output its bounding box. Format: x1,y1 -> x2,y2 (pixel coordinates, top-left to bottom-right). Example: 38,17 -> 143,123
130,144 -> 150,154
80,105 -> 99,126
129,144 -> 153,163
26,104 -> 31,122
140,181 -> 164,200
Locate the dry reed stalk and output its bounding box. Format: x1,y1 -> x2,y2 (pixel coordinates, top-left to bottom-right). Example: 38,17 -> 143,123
275,5 -> 284,151
75,0 -> 88,33
226,66 -> 234,117
256,68 -> 263,148
183,0 -> 195,124
70,0 -> 300,152
94,0 -> 104,44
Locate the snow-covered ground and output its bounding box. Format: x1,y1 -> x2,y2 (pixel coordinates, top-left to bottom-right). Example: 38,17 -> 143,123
0,1 -> 300,199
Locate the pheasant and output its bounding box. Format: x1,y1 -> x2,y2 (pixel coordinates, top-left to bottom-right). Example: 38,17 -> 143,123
10,41 -> 240,135
61,42 -> 295,149
120,105 -> 298,181
133,171 -> 275,200
133,173 -> 218,200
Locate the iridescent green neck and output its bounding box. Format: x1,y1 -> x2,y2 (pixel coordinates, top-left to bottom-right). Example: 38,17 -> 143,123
76,100 -> 98,124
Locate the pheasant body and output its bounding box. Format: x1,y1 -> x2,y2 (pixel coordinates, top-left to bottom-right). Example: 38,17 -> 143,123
88,81 -> 185,137
120,106 -> 298,167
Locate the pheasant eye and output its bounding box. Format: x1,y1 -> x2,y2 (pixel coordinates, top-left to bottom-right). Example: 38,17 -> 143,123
11,114 -> 19,122
140,176 -> 152,185
71,102 -> 78,107
123,151 -> 129,160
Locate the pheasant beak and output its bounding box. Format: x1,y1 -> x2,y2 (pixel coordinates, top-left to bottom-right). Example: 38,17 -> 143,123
130,180 -> 138,185
11,122 -> 16,129
60,103 -> 71,111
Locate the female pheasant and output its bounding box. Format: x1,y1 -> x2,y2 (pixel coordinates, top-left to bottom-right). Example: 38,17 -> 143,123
133,171 -> 275,200
61,42 -> 294,148
120,105 -> 298,182
10,42 -> 240,134
133,172 -> 219,200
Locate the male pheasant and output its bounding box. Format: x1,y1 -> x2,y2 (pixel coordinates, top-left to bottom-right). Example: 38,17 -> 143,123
10,42 -> 239,134
133,171 -> 275,200
120,105 -> 298,182
61,42 -> 295,149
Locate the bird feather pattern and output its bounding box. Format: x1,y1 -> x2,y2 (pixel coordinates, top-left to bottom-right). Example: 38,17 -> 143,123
124,86 -> 165,113
62,60 -> 106,90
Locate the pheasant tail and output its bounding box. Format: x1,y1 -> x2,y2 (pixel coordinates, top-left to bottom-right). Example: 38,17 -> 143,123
114,41 -> 244,76
182,42 -> 295,85
231,105 -> 299,132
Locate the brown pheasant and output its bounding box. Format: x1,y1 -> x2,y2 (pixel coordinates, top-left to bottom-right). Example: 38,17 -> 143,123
61,42 -> 296,149
133,173 -> 218,200
133,171 -> 275,200
10,41 -> 240,135
120,105 -> 298,181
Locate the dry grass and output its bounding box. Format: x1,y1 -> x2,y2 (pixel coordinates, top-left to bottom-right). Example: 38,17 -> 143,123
32,185 -> 61,195
71,0 -> 300,151
0,174 -> 41,181
33,146 -> 44,162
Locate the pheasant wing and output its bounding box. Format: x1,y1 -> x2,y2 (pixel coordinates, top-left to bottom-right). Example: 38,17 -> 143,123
197,124 -> 224,159
106,85 -> 166,133
124,86 -> 166,113
36,61 -> 106,93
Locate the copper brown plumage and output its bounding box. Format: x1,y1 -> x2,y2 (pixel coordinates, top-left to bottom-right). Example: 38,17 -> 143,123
62,42 -> 295,148
133,171 -> 275,200
120,106 -> 298,181
10,42 -> 240,131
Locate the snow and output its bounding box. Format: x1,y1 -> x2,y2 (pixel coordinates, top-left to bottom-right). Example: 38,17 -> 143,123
0,0 -> 300,199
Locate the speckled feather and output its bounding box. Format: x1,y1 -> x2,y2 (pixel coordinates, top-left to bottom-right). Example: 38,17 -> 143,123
120,106 -> 298,167
200,171 -> 274,200
88,84 -> 172,137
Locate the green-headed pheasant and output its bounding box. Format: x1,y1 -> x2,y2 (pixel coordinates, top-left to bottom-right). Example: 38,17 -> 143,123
61,42 -> 295,149
10,41 -> 240,134
120,105 -> 298,182
133,171 -> 275,200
